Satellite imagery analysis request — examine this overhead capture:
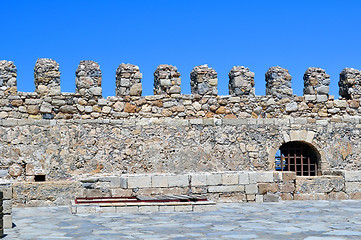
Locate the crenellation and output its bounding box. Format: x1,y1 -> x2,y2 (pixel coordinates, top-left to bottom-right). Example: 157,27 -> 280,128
75,60 -> 102,99
228,66 -> 255,96
0,60 -> 17,97
265,66 -> 292,99
190,64 -> 218,96
34,58 -> 61,97
339,68 -> 361,100
303,67 -> 330,96
115,63 -> 142,97
153,64 -> 181,95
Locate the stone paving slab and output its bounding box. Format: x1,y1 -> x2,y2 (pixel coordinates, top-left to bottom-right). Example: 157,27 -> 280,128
3,200 -> 361,239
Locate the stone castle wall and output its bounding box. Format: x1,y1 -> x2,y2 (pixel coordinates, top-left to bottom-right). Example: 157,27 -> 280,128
1,59 -> 361,207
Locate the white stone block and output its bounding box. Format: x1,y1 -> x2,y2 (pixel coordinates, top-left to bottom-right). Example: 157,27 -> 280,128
255,195 -> 264,203
245,184 -> 258,194
345,182 -> 361,193
3,215 -> 12,229
116,206 -> 139,213
239,172 -> 250,184
208,185 -> 244,193
206,173 -> 222,186
191,173 -> 207,186
159,205 -> 175,212
174,205 -> 192,212
76,206 -> 97,214
344,171 -> 361,182
97,206 -> 116,213
152,175 -> 168,188
222,173 -> 239,185
139,206 -> 159,212
193,204 -> 217,212
167,175 -> 189,187
128,175 -> 152,188
249,172 -> 274,183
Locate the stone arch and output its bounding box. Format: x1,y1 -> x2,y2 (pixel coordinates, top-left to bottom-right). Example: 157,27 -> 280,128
267,130 -> 327,172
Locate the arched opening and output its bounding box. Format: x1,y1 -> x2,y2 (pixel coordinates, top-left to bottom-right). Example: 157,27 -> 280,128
275,141 -> 319,176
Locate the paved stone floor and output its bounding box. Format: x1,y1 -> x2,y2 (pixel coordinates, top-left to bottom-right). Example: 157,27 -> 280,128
3,200 -> 361,239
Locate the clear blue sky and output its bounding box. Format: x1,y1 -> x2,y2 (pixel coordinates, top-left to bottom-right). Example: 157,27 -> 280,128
2,0 -> 361,98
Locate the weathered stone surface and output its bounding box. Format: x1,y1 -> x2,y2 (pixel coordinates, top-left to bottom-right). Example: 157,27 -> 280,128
34,58 -> 61,96
0,60 -> 17,89
339,68 -> 361,99
228,66 -> 255,96
75,61 -> 102,99
303,67 -> 330,96
190,65 -> 218,96
12,181 -> 82,206
295,176 -> 344,193
116,64 -> 142,97
154,65 -> 181,95
265,66 -> 292,99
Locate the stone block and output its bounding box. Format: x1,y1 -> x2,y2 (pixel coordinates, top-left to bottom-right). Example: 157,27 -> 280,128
246,194 -> 256,201
97,206 -> 115,213
238,172 -> 250,184
263,193 -> 279,202
344,171 -> 361,182
152,175 -> 168,188
328,192 -> 348,200
128,175 -> 152,188
159,205 -> 175,212
245,184 -> 258,194
280,193 -> 293,200
193,204 -> 217,212
116,206 -> 139,213
279,182 -> 295,193
76,206 -> 97,214
174,205 -> 192,212
0,185 -> 12,199
208,185 -> 244,193
296,176 -> 344,193
3,215 -> 12,229
206,173 -> 222,186
345,182 -> 361,193
191,173 -> 207,186
222,173 -> 239,185
110,189 -> 132,197
167,175 -> 189,187
255,195 -> 264,203
282,172 -> 296,182
139,206 -> 159,212
3,200 -> 11,214
249,172 -> 274,183
258,183 -> 278,194
293,193 -> 327,200
349,192 -> 361,199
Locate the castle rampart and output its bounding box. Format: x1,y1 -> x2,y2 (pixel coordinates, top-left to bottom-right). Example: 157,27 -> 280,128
0,59 -> 361,212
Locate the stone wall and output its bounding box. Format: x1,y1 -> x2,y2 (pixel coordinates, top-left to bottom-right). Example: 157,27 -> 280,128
0,59 -> 361,206
11,170 -> 361,207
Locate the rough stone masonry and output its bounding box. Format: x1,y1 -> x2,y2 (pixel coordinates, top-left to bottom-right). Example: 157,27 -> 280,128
0,59 -> 361,210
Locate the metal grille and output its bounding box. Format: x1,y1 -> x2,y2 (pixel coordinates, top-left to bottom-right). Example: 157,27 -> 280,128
275,141 -> 318,176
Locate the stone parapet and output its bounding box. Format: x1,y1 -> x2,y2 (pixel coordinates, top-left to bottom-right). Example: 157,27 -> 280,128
339,68 -> 361,100
190,64 -> 218,96
34,58 -> 61,96
153,64 -> 181,95
0,182 -> 12,229
265,66 -> 292,99
303,67 -> 330,96
115,63 -> 142,97
75,61 -> 102,99
228,66 -> 255,96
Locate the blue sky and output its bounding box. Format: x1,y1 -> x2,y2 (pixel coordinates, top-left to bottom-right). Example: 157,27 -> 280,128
1,0 -> 361,98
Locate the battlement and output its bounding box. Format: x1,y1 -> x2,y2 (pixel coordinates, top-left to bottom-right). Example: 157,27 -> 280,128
0,59 -> 361,120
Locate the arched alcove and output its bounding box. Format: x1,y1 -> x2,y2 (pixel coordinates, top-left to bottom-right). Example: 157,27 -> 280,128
275,141 -> 320,176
